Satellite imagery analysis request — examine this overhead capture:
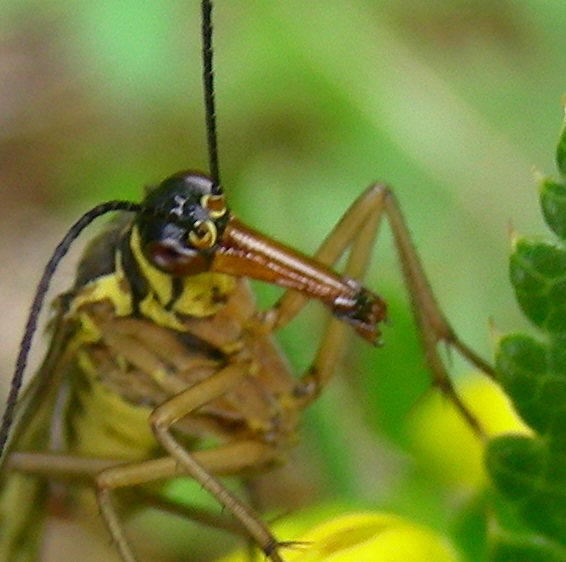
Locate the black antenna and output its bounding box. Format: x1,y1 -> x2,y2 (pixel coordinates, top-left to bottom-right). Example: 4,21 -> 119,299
0,200 -> 141,458
201,0 -> 221,193
0,3 -> 221,457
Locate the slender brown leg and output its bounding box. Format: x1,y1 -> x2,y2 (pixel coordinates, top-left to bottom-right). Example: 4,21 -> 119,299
296,186 -> 383,402
49,310 -> 288,561
255,184 -> 493,432
8,360 -> 287,561
256,183 -> 386,332
91,361 -> 285,562
95,446 -> 284,562
377,187 -> 494,434
7,449 -> 261,539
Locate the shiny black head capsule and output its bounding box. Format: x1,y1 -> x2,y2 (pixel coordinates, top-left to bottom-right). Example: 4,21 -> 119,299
136,171 -> 230,275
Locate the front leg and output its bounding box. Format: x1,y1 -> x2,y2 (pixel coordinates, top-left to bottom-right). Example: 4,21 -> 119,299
148,361 -> 284,561
252,183 -> 495,434
95,360 -> 286,562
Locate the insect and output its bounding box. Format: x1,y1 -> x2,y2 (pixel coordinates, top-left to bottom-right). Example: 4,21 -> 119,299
0,2 -> 495,561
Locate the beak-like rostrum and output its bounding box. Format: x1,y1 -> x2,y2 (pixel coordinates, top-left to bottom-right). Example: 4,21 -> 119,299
210,216 -> 387,344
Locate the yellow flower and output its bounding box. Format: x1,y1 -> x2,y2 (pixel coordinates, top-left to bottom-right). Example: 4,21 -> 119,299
408,373 -> 531,488
216,512 -> 460,562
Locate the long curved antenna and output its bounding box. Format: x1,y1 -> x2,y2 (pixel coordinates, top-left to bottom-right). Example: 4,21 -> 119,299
0,200 -> 141,458
201,0 -> 221,193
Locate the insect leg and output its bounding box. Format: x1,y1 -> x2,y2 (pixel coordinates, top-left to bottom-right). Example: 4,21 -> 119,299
7,447 -> 259,535
93,362 -> 285,562
373,185 -> 495,433
257,184 -> 494,433
256,183 -> 386,332
295,186 -> 383,404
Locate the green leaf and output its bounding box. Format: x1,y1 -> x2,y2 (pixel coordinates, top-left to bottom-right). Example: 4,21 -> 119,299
555,109 -> 566,178
489,534 -> 566,562
485,489 -> 566,562
487,435 -> 566,546
485,435 -> 544,501
496,335 -> 566,442
509,239 -> 566,332
495,334 -> 546,434
540,178 -> 566,240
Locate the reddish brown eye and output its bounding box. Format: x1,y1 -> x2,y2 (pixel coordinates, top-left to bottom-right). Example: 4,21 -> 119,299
146,241 -> 212,276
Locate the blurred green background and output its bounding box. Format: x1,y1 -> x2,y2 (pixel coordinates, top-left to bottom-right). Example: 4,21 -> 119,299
0,0 -> 564,560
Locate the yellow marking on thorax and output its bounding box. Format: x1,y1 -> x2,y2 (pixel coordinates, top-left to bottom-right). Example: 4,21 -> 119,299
60,224 -> 243,461
130,226 -> 237,329
69,252 -> 133,343
68,227 -> 237,338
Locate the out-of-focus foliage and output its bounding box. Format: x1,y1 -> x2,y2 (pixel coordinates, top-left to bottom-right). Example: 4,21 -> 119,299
1,1 -> 566,561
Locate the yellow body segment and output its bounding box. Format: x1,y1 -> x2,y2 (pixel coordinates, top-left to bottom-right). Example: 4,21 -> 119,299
0,212 -> 299,561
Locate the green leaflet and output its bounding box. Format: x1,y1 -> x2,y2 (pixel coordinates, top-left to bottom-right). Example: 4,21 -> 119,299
541,180 -> 566,240
485,107 -> 566,559
489,533 -> 566,562
496,335 -> 566,444
510,240 -> 566,332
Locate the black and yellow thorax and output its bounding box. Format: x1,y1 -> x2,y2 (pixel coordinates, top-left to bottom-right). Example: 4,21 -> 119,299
61,210 -> 296,462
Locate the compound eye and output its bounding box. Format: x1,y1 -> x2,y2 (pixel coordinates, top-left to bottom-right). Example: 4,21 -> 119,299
188,219 -> 217,249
